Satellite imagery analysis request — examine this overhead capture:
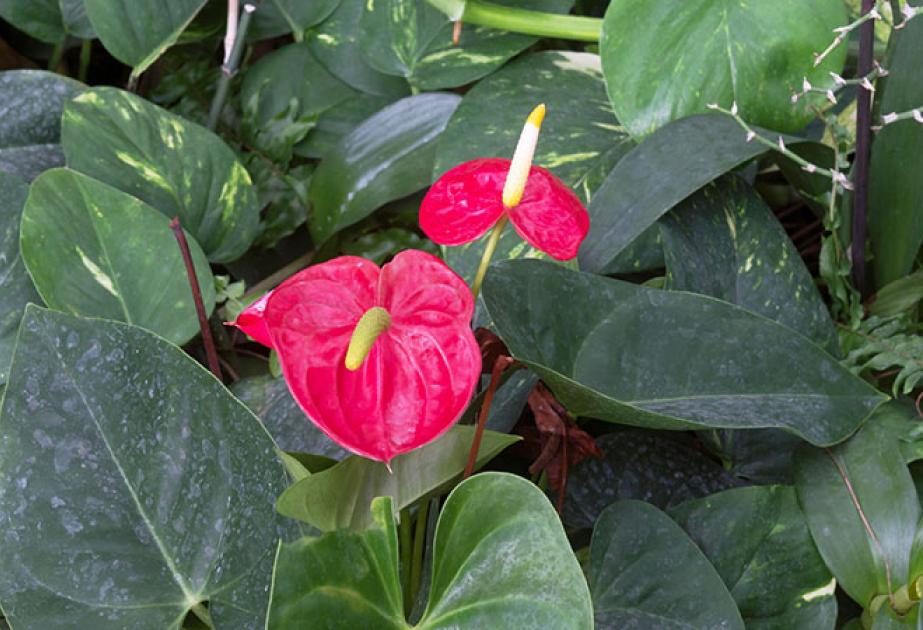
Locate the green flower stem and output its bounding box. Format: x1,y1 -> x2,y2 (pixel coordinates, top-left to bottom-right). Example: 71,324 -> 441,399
470,215 -> 508,302
78,40 -> 92,83
399,507 -> 413,614
207,2 -> 256,131
429,0 -> 601,41
408,500 -> 430,609
48,39 -> 65,72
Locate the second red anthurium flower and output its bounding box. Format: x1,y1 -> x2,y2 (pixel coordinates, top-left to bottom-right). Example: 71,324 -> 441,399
232,250 -> 481,463
419,104 -> 589,262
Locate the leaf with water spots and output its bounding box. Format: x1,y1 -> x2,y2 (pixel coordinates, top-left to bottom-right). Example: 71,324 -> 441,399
0,305 -> 297,628
600,0 -> 848,137
83,0 -> 208,76
0,0 -> 94,43
0,172 -> 41,384
270,473 -> 593,628
482,260 -> 886,445
359,0 -> 572,91
62,87 -> 260,263
0,70 -> 84,181
20,169 -> 215,346
432,51 -> 638,281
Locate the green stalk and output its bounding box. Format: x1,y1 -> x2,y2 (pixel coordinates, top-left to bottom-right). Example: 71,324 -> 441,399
78,40 -> 92,83
207,2 -> 256,131
48,39 -> 65,72
399,508 -> 413,614
470,215 -> 508,301
408,501 -> 430,610
429,0 -> 601,41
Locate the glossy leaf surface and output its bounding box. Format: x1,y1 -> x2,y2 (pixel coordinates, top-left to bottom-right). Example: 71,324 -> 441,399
309,93 -> 459,244
670,486 -> 837,629
589,500 -> 744,629
0,172 -> 40,383
600,0 -> 847,137
0,306 -> 294,629
483,260 -> 885,445
250,0 -> 340,40
0,0 -> 93,42
62,87 -> 259,262
20,169 -> 215,346
276,425 -> 519,531
0,70 -> 84,181
84,0 -> 208,75
795,418 -> 920,606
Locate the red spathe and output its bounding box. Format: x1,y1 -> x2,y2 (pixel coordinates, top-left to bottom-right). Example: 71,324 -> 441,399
233,250 -> 481,463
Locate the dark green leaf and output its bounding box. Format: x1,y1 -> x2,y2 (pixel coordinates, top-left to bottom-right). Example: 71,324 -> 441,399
20,169 -> 215,346
433,50 -> 635,281
0,306 -> 295,628
359,0 -> 572,91
662,175 -> 838,353
482,260 -> 885,445
309,92 -> 459,244
588,500 -> 745,629
869,3 -> 923,289
0,0 -> 94,42
294,92 -> 396,159
870,270 -> 923,318
271,473 -> 593,629
340,227 -> 436,264
84,0 -> 208,76
699,427 -> 802,484
600,0 -> 847,137
241,41 -> 357,129
578,114 -> 820,274
231,374 -> 348,460
308,0 -> 412,97
875,401 -> 923,465
795,419 -> 920,606
276,425 -> 519,531
563,431 -> 741,530
0,70 -> 84,181
249,0 -> 340,40
62,87 -> 259,263
0,172 -> 40,383
670,486 -> 837,629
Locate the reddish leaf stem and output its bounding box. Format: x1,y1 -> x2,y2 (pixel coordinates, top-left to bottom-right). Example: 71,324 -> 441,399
463,355 -> 513,479
170,217 -> 222,380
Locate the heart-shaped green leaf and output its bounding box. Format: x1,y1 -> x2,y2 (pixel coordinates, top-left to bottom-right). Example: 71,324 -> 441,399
795,414 -> 920,606
249,0 -> 340,41
670,486 -> 837,629
869,6 -> 923,289
231,374 -> 348,460
20,169 -> 215,346
482,260 -> 886,446
0,70 -> 84,181
600,0 -> 847,137
562,431 -> 740,530
0,172 -> 40,383
276,425 -> 519,531
588,500 -> 744,629
294,92 -> 396,160
359,0 -> 572,91
0,306 -> 296,628
308,0 -> 412,98
62,87 -> 259,263
309,92 -> 459,244
662,175 -> 838,353
0,0 -> 94,43
270,473 -> 593,628
578,114 -> 821,274
83,0 -> 208,77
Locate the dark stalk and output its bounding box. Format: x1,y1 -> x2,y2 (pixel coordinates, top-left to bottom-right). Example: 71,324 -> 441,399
851,0 -> 875,294
170,218 -> 222,380
207,2 -> 256,131
463,356 -> 513,479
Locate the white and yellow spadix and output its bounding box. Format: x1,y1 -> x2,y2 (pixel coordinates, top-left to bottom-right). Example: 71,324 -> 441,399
501,103 -> 546,209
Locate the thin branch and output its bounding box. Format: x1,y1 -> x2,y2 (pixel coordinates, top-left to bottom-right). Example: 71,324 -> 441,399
170,218 -> 222,380
814,1 -> 884,67
463,356 -> 514,479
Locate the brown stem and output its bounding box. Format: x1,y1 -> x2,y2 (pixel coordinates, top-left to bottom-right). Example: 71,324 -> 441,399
463,356 -> 513,479
851,0 -> 875,295
452,20 -> 463,45
170,218 -> 222,380
556,420 -> 568,515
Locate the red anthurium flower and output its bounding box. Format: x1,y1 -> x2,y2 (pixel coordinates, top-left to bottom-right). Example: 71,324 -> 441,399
419,105 -> 589,261
232,249 -> 481,463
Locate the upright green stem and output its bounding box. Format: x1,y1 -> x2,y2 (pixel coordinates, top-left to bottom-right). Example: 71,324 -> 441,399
207,2 -> 256,131
408,501 -> 430,610
78,40 -> 92,83
399,508 -> 413,614
449,0 -> 601,41
48,40 -> 65,72
470,215 -> 508,301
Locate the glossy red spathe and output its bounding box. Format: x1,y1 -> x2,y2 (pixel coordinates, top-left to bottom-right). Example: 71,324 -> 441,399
419,157 -> 589,261
232,250 -> 481,463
